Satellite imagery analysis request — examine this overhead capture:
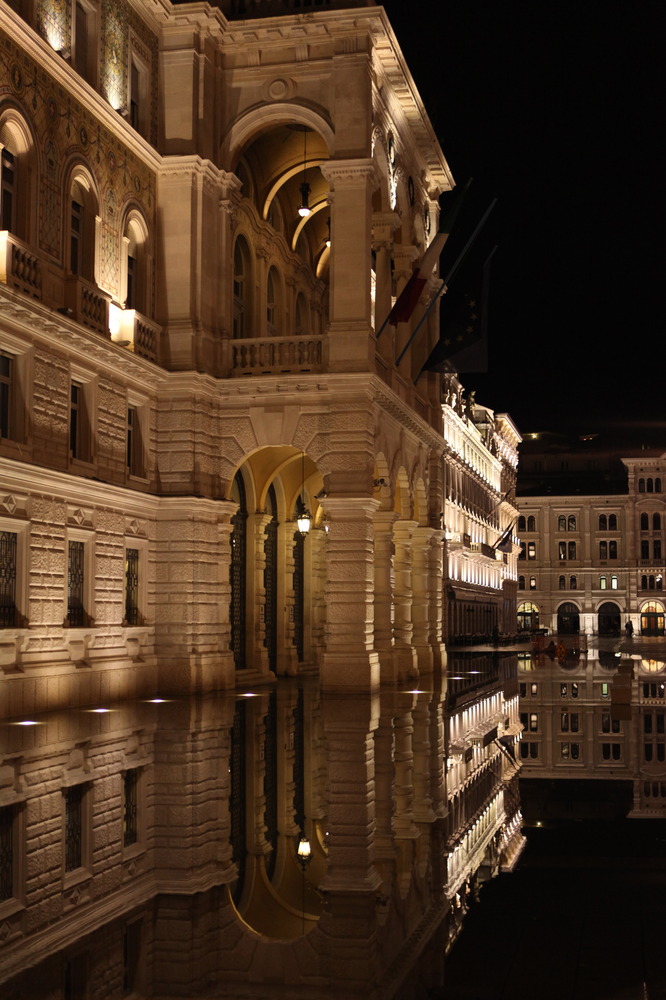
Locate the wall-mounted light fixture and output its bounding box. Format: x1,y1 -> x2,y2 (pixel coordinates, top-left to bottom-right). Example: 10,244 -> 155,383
297,451 -> 311,535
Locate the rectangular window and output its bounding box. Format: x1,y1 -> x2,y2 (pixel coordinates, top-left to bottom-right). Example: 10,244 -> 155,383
527,542 -> 536,560
0,530 -> 17,627
561,742 -> 570,759
609,541 -> 618,559
655,540 -> 662,560
519,682 -> 526,698
529,713 -> 538,732
571,742 -> 580,760
125,548 -> 140,626
64,784 -> 87,872
67,541 -> 85,627
601,682 -> 609,699
560,683 -> 567,698
571,683 -> 579,698
123,769 -> 139,848
0,805 -> 14,902
558,541 -> 566,560
561,712 -> 569,732
530,682 -> 538,697
602,713 -> 610,733
529,576 -> 536,590
568,541 -> 576,560
0,352 -> 12,439
126,405 -> 145,477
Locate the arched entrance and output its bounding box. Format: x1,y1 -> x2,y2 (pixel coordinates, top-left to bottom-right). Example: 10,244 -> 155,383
557,602 -> 580,635
517,601 -> 539,632
598,601 -> 621,636
641,601 -> 665,636
228,447 -> 325,675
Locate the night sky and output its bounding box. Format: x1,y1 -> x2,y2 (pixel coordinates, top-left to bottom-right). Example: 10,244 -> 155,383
382,0 -> 664,440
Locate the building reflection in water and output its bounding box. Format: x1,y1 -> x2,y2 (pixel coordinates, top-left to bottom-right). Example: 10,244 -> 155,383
518,641 -> 666,818
1,654 -> 525,999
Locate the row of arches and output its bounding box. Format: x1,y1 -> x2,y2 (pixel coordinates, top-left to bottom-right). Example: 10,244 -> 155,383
0,104 -> 152,313
517,601 -> 666,635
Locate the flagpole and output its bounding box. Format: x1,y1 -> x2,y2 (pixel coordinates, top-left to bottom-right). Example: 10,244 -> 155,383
376,178 -> 472,340
401,199 -> 497,374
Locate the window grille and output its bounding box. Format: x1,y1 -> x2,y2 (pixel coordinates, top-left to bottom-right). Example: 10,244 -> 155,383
68,540 -> 85,627
123,769 -> 139,847
0,530 -> 17,627
65,785 -> 85,871
0,806 -> 13,901
125,548 -> 139,626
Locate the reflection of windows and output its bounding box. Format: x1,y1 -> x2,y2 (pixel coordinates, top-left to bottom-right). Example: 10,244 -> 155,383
561,742 -> 580,760
527,515 -> 536,532
601,682 -> 609,698
124,548 -> 140,626
654,513 -> 661,530
570,576 -> 577,590
561,712 -> 579,732
611,575 -> 618,590
123,769 -> 140,848
520,742 -> 538,759
0,804 -> 17,903
558,515 -> 566,531
599,514 -> 607,531
641,513 -> 649,531
67,540 -> 86,627
559,541 -> 566,560
568,515 -> 576,531
609,541 -> 617,559
529,576 -> 536,590
600,575 -> 607,590
600,541 -> 607,559
655,540 -> 662,559
527,542 -> 536,560
641,541 -> 650,559
0,529 -> 18,627
609,514 -> 617,530
518,575 -> 525,590
602,743 -> 622,761
559,575 -> 566,590
568,541 -> 576,560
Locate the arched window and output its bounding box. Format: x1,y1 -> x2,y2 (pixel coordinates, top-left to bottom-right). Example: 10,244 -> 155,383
611,575 -> 618,590
656,478 -> 662,493
527,515 -> 536,532
233,236 -> 251,339
639,479 -> 646,493
599,514 -> 607,531
642,575 -> 648,590
518,516 -> 526,532
67,167 -> 98,282
518,575 -> 525,590
0,112 -> 35,242
568,515 -> 576,531
529,576 -> 536,590
600,576 -> 607,590
654,513 -> 661,530
559,575 -> 566,590
568,541 -> 576,560
558,515 -> 566,531
647,478 -> 654,493
570,576 -> 577,590
641,513 -> 649,531
266,266 -> 282,337
609,541 -> 617,559
609,514 -> 617,530
122,210 -> 150,315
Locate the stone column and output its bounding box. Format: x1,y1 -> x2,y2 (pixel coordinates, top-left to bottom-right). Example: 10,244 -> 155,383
392,519 -> 419,680
247,512 -> 271,677
321,495 -> 380,690
218,172 -> 243,376
373,508 -> 398,683
321,159 -> 380,372
412,525 -> 435,675
372,211 -> 400,363
277,519 -> 299,676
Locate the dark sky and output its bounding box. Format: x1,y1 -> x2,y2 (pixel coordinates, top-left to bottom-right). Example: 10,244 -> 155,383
381,0 -> 665,439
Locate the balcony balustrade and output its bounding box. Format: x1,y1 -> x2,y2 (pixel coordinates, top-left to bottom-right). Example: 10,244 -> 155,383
0,231 -> 42,299
231,334 -> 325,377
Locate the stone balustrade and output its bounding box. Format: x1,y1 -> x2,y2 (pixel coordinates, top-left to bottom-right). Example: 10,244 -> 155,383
0,230 -> 42,299
231,334 -> 324,376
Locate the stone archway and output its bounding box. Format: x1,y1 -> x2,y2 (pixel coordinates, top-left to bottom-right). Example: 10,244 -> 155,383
598,601 -> 621,636
557,602 -> 580,635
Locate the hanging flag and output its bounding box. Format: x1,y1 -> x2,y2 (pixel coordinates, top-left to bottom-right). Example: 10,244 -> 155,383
376,179 -> 472,337
421,246 -> 497,375
494,520 -> 516,553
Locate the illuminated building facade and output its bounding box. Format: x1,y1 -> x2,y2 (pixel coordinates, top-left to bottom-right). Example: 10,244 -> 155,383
0,0 -> 524,994
441,372 -> 521,641
516,454 -> 666,637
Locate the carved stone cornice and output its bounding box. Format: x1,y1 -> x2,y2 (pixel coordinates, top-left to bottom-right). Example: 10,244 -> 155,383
321,158 -> 381,191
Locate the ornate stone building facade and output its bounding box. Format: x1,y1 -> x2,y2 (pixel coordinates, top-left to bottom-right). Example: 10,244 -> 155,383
0,0 -> 524,995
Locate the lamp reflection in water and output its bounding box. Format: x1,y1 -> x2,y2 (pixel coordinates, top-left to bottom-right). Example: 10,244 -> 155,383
297,835 -> 312,935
